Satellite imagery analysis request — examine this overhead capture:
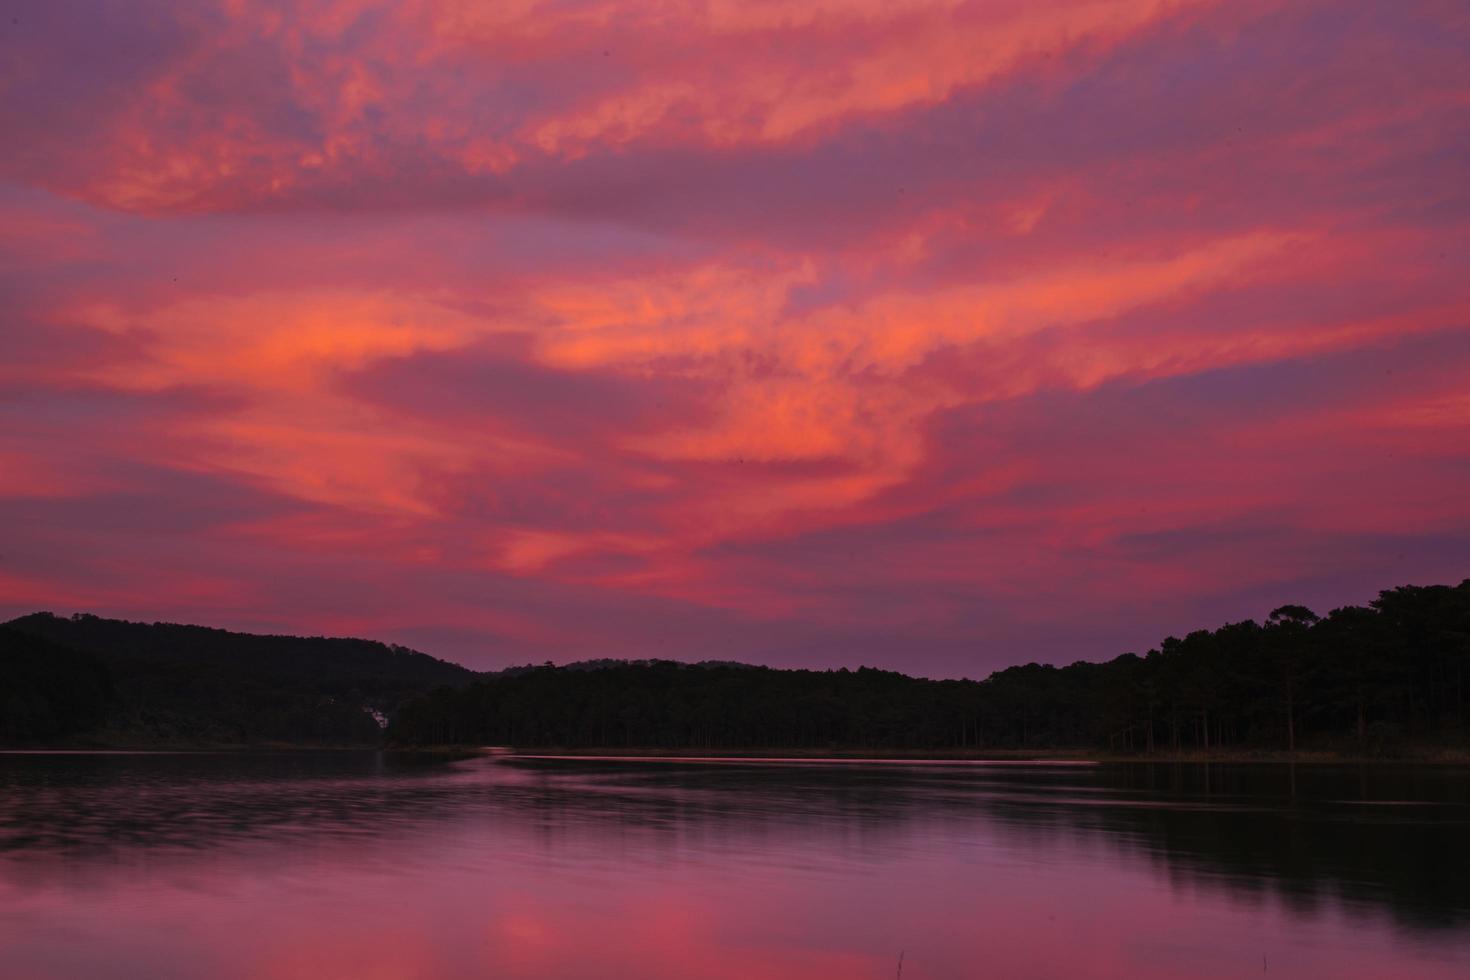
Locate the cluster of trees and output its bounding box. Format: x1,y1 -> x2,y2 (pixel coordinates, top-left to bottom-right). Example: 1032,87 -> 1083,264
0,628 -> 113,742
4,580 -> 1466,752
0,613 -> 474,746
391,581 -> 1470,754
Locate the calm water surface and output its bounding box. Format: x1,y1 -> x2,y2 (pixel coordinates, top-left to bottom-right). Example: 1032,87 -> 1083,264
1,753 -> 1468,979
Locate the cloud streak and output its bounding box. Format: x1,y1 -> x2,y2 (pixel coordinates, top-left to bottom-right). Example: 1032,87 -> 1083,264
1,0 -> 1467,671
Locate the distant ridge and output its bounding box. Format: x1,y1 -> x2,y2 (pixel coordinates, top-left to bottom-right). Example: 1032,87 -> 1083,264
496,658 -> 756,677
389,580 -> 1470,756
5,612 -> 474,685
1,612 -> 476,746
5,579 -> 1468,754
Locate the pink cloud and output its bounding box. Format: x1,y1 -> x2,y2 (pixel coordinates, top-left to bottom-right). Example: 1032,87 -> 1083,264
1,0 -> 1467,672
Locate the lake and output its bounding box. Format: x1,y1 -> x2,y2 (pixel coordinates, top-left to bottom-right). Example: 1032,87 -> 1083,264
1,753 -> 1468,978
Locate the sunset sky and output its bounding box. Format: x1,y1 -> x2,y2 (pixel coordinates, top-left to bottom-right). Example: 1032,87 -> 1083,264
2,0 -> 1467,674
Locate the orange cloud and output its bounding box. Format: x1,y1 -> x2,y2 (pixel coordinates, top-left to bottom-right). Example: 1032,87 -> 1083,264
2,0 -> 1467,671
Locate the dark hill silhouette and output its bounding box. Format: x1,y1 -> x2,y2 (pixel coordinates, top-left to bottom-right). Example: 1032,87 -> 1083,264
389,580 -> 1470,756
1,613 -> 475,746
0,628 -> 113,743
4,579 -> 1468,753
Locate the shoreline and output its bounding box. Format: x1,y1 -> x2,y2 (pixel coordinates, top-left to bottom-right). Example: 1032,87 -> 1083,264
6,742 -> 1467,765
431,745 -> 1470,766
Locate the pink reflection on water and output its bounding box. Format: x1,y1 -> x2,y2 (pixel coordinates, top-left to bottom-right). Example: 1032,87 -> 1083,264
0,755 -> 1468,979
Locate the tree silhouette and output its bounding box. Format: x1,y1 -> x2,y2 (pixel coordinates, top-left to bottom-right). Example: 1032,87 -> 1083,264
390,581 -> 1470,755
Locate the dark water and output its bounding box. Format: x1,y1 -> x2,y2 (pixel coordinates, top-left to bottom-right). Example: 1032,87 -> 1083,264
1,753 -> 1468,979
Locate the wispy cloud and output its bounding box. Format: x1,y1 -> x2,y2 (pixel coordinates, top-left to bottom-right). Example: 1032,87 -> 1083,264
2,0 -> 1467,670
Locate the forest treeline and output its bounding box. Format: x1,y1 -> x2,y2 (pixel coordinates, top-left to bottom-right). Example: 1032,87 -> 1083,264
0,613 -> 472,745
3,581 -> 1467,752
390,581 -> 1470,755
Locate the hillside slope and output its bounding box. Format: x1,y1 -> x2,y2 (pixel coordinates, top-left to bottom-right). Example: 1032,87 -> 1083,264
1,613 -> 476,746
